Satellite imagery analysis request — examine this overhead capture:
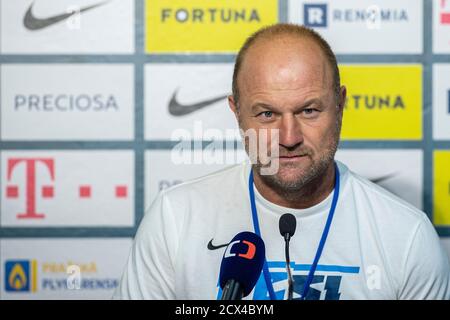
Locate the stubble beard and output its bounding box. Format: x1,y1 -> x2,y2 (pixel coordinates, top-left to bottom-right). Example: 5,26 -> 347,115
246,118 -> 341,199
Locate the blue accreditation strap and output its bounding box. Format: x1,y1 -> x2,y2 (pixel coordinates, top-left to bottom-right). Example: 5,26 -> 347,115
248,162 -> 340,300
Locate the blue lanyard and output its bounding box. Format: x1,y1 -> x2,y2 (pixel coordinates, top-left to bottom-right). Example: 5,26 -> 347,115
248,162 -> 340,300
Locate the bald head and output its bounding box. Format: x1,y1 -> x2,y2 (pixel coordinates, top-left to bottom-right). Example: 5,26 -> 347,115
232,24 -> 340,106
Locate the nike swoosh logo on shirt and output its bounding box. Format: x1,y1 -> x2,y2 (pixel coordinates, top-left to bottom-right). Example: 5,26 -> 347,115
207,239 -> 229,250
24,1 -> 108,31
168,90 -> 228,116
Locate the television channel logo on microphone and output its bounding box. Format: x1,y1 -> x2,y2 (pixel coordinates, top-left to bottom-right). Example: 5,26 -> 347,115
224,240 -> 256,260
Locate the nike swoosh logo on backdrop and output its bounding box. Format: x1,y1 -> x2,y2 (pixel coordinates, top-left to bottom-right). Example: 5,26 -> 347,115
369,173 -> 395,184
369,173 -> 401,196
207,239 -> 229,250
168,89 -> 228,116
24,1 -> 109,31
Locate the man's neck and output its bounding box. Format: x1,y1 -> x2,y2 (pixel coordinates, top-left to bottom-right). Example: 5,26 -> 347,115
252,162 -> 336,209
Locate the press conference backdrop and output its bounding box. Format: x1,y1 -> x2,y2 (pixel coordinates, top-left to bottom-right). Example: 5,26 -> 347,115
0,0 -> 449,299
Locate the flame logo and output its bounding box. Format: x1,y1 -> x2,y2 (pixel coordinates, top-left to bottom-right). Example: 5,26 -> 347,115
8,263 -> 28,290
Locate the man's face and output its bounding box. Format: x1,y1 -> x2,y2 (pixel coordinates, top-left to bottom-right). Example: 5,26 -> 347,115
229,36 -> 345,192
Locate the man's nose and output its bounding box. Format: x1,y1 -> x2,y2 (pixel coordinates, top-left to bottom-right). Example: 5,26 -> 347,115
279,114 -> 303,148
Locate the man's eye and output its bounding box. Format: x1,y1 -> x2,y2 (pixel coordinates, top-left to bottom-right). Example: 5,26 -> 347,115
259,111 -> 273,118
303,108 -> 318,116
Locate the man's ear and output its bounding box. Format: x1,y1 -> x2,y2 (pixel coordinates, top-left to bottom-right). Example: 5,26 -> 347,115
337,86 -> 347,114
228,95 -> 240,121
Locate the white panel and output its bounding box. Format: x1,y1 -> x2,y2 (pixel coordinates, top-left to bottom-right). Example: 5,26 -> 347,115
0,0 -> 134,54
335,149 -> 423,210
433,64 -> 450,140
1,64 -> 134,140
145,64 -> 240,141
145,148 -> 248,209
0,238 -> 132,299
289,0 -> 422,54
1,150 -> 134,227
433,0 -> 450,53
440,238 -> 450,264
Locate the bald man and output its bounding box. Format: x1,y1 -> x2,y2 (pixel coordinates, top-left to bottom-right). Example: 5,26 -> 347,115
115,24 -> 450,300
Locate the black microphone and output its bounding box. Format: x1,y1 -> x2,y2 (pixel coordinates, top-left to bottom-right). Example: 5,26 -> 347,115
219,231 -> 265,300
279,213 -> 297,300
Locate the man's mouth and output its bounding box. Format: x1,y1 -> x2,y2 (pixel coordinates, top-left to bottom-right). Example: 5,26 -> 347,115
279,154 -> 307,158
277,154 -> 308,162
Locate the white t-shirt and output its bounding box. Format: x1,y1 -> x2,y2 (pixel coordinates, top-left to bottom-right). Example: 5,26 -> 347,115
114,160 -> 450,300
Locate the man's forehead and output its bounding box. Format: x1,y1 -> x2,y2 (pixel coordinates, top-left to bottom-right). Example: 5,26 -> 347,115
238,36 -> 331,93
242,34 -> 326,65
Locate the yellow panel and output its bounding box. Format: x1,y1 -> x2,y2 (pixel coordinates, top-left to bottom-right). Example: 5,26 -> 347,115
340,65 -> 422,140
145,0 -> 278,53
434,151 -> 450,226
32,260 -> 37,292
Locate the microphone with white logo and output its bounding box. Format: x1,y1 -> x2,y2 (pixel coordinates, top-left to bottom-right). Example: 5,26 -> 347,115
279,213 -> 297,300
219,231 -> 265,300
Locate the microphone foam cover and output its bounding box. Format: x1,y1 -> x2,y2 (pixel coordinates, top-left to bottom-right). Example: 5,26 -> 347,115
279,213 -> 296,238
219,231 -> 265,297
